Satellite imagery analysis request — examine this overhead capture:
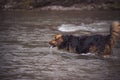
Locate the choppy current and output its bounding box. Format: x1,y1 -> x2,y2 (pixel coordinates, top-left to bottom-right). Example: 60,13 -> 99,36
0,10 -> 120,80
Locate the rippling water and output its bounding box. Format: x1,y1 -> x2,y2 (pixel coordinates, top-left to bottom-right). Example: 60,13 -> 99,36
0,10 -> 120,80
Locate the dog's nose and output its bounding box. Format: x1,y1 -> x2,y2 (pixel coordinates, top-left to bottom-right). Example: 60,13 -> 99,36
49,40 -> 56,45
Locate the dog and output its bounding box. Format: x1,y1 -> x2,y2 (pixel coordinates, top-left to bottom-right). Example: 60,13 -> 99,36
49,21 -> 120,57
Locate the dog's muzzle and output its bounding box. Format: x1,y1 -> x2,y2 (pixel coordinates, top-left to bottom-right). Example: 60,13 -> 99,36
49,40 -> 57,48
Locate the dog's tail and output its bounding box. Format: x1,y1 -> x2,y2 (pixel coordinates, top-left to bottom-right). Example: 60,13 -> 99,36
110,21 -> 120,47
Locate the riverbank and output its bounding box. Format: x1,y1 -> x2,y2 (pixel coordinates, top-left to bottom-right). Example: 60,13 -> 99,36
0,0 -> 120,11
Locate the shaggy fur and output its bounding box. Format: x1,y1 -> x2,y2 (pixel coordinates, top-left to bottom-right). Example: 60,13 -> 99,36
49,21 -> 120,56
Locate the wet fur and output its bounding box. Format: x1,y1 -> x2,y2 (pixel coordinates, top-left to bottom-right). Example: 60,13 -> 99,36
49,21 -> 120,56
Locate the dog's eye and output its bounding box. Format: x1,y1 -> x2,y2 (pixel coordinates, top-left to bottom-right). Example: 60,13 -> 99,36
55,38 -> 59,41
54,37 -> 58,40
55,37 -> 61,41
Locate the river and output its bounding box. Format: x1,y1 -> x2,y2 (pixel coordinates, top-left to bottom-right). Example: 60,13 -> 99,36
0,10 -> 120,80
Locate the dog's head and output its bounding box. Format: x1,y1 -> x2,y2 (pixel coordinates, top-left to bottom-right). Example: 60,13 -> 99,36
49,34 -> 64,48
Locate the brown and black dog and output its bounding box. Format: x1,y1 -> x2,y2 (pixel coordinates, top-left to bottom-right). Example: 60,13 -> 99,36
49,21 -> 120,57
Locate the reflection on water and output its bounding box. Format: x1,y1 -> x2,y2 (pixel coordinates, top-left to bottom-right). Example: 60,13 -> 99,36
0,10 -> 120,80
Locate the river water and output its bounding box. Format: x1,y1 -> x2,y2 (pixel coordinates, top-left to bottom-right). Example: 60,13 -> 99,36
0,10 -> 120,80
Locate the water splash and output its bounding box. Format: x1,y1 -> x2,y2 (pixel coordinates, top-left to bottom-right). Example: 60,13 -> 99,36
58,24 -> 81,32
58,22 -> 109,32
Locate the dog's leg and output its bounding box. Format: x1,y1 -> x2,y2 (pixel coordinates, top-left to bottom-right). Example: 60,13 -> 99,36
89,45 -> 98,53
103,44 -> 112,58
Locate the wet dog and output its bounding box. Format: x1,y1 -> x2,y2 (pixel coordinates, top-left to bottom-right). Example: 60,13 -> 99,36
49,21 -> 120,57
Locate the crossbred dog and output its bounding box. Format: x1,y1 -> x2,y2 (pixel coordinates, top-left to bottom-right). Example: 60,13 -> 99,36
49,21 -> 120,57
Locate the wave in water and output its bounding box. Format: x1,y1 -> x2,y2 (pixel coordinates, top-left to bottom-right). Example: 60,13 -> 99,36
58,22 -> 109,32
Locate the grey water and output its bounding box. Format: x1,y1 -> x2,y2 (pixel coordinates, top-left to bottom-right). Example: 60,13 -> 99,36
0,10 -> 120,80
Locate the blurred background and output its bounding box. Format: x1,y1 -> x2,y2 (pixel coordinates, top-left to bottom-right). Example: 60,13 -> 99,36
0,0 -> 120,10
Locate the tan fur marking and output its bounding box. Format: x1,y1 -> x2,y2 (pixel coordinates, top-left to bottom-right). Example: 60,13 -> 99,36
68,46 -> 76,53
49,34 -> 63,47
103,44 -> 111,55
89,45 -> 98,53
110,21 -> 120,50
55,34 -> 62,40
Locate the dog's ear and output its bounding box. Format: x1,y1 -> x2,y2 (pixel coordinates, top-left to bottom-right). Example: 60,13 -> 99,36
55,34 -> 62,40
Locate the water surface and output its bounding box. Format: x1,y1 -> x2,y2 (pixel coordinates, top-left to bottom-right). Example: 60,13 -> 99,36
0,10 -> 120,80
